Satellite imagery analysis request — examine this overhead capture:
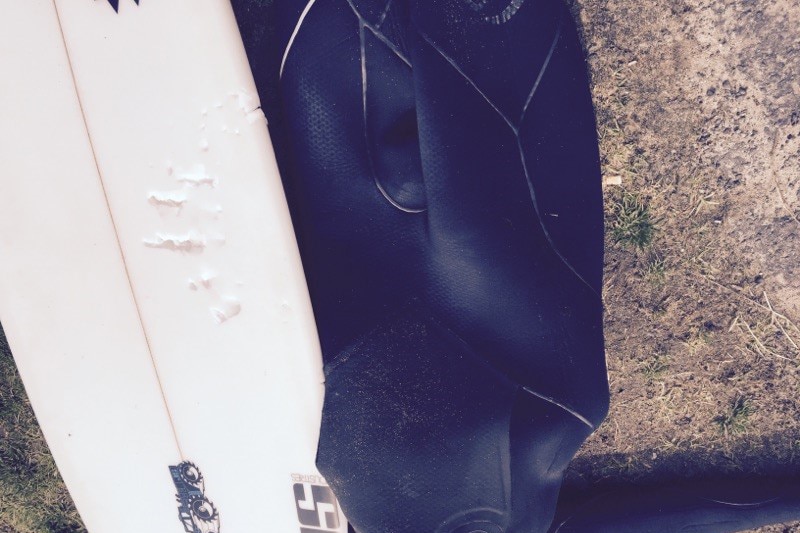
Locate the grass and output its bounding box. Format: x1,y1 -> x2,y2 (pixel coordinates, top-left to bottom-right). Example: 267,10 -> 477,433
640,352 -> 670,381
610,191 -> 656,250
0,330 -> 85,533
642,253 -> 667,284
714,395 -> 754,437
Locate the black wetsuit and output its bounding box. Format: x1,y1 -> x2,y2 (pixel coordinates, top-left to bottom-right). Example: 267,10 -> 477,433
229,1 -> 800,531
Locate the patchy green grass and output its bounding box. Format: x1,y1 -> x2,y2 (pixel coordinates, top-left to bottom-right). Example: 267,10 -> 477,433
610,192 -> 656,250
714,395 -> 754,437
642,253 -> 667,284
640,352 -> 670,381
0,330 -> 85,533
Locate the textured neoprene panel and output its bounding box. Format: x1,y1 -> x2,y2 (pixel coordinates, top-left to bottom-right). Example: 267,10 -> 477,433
231,0 -> 608,532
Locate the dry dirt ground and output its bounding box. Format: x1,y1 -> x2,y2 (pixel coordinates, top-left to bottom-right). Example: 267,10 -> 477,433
567,0 -> 800,531
1,0 -> 799,532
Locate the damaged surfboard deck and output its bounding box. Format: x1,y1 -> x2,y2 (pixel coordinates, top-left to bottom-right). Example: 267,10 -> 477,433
0,1 -> 347,532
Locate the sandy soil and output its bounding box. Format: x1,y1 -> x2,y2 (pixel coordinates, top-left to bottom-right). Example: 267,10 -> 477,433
567,0 -> 800,530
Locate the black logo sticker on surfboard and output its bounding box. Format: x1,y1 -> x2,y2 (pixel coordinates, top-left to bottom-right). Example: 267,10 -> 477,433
294,482 -> 341,532
103,0 -> 140,12
169,461 -> 220,533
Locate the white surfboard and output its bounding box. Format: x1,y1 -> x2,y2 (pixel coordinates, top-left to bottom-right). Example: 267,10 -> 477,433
0,1 -> 347,532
